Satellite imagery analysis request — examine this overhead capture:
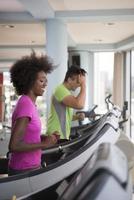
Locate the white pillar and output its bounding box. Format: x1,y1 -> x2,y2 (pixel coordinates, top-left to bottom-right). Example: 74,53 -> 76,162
124,51 -> 131,138
46,19 -> 68,116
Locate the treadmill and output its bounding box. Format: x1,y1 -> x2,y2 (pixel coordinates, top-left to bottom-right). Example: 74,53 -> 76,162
58,143 -> 132,200
0,108 -> 121,200
16,143 -> 132,200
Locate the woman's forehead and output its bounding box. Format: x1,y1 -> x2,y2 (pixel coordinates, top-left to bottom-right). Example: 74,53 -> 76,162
37,71 -> 47,78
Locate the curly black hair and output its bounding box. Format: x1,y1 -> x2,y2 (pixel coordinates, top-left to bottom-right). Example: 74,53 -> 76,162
10,52 -> 55,95
64,65 -> 87,82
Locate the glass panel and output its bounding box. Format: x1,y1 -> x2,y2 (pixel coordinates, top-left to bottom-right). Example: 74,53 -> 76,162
3,72 -> 47,134
131,51 -> 134,138
94,52 -> 114,114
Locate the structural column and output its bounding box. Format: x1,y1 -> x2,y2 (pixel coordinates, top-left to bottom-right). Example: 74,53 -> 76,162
0,73 -> 4,122
45,19 -> 68,116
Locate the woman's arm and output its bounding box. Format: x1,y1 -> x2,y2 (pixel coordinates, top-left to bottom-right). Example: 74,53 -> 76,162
9,117 -> 57,152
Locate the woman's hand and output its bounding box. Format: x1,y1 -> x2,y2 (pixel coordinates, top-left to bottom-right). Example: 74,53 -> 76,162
42,134 -> 58,148
52,131 -> 60,140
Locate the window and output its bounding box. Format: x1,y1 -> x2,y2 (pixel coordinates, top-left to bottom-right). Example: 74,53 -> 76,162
131,51 -> 134,138
94,52 -> 114,114
3,72 -> 47,133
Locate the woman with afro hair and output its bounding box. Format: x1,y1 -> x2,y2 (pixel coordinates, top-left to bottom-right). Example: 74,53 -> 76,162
8,52 -> 58,176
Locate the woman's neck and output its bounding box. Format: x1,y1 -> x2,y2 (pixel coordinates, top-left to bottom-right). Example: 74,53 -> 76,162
26,92 -> 37,103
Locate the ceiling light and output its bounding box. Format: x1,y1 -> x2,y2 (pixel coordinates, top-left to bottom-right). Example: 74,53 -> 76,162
94,39 -> 103,43
7,25 -> 14,28
1,24 -> 15,28
105,22 -> 115,26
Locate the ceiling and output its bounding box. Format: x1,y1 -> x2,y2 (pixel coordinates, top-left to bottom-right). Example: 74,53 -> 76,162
0,0 -> 134,70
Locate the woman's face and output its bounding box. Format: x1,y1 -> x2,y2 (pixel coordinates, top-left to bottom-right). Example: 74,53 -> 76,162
32,71 -> 47,96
